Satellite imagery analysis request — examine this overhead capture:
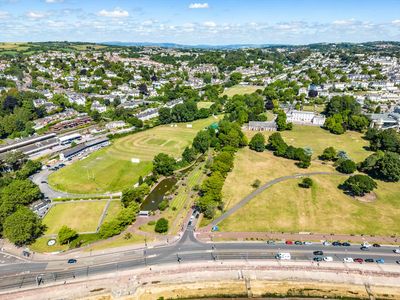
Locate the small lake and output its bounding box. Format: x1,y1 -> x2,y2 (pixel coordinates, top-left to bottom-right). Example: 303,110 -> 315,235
141,177 -> 178,211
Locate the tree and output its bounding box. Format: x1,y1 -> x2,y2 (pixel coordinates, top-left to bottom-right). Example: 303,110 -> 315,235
229,72 -> 242,85
201,171 -> 225,202
341,175 -> 377,196
155,218 -> 169,233
3,207 -> 43,246
319,147 -> 337,161
348,115 -> 370,132
337,159 -> 357,174
375,151 -> 400,182
267,132 -> 288,156
152,153 -> 176,176
299,177 -> 313,188
58,225 -> 78,245
138,83 -> 149,95
276,110 -> 290,131
182,147 -> 196,163
0,179 -> 41,205
252,179 -> 261,188
158,107 -> 172,124
121,184 -> 150,207
249,133 -> 266,152
193,130 -> 211,154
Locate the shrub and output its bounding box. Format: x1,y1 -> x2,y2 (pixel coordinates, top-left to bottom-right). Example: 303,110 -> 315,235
337,159 -> 356,174
299,177 -> 313,188
340,175 -> 377,196
155,218 -> 169,233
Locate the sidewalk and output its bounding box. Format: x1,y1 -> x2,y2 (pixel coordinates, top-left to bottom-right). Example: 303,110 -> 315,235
195,231 -> 400,245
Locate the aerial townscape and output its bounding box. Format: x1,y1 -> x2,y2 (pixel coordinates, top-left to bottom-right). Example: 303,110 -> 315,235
0,1 -> 400,299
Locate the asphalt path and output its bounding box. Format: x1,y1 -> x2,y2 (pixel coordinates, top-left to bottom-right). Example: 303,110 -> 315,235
0,219 -> 399,292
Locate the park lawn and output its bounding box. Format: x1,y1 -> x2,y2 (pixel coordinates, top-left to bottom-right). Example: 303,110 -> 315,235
245,124 -> 371,162
30,237 -> 68,253
43,201 -> 107,234
102,201 -> 123,224
302,104 -> 325,113
197,101 -> 214,109
0,42 -> 30,51
222,148 -> 335,210
222,85 -> 262,97
49,116 -> 221,194
219,175 -> 400,236
85,234 -> 147,251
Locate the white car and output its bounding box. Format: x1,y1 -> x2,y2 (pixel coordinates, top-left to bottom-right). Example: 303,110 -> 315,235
394,249 -> 400,254
303,241 -> 313,245
343,257 -> 354,263
323,256 -> 333,262
323,241 -> 331,246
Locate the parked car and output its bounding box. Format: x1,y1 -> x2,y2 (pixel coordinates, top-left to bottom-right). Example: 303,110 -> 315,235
67,259 -> 77,264
294,241 -> 302,245
343,257 -> 353,263
354,258 -> 364,263
40,180 -> 47,184
376,258 -> 385,264
396,261 -> 400,265
323,256 -> 333,262
313,250 -> 323,256
332,241 -> 342,246
323,241 -> 331,246
303,241 -> 313,245
285,240 -> 293,245
342,242 -> 351,247
267,240 -> 275,245
365,258 -> 375,263
313,256 -> 323,262
393,249 -> 400,254
360,246 -> 369,251
373,243 -> 381,247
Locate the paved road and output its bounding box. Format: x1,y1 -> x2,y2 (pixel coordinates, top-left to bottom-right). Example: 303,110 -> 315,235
211,172 -> 342,227
0,214 -> 399,292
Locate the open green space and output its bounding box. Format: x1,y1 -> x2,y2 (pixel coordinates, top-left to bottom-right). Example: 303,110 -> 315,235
219,175 -> 400,236
30,237 -> 69,253
246,124 -> 371,162
222,85 -> 262,97
49,116 -> 220,194
102,201 -> 123,224
197,101 -> 214,109
43,201 -> 107,234
85,234 -> 148,251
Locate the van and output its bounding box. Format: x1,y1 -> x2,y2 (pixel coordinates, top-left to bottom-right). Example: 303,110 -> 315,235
276,252 -> 291,260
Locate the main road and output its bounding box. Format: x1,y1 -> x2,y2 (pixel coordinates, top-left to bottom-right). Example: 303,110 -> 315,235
0,215 -> 399,292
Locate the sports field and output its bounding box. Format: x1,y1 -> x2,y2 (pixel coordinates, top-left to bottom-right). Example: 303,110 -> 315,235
49,116 -> 220,194
219,175 -> 400,236
222,85 -> 262,97
43,201 -> 107,234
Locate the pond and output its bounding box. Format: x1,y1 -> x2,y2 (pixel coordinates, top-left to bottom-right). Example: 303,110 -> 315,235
141,176 -> 178,211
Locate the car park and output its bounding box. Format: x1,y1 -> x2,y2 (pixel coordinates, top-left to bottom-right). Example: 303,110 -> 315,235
313,250 -> 323,256
323,256 -> 333,262
365,258 -> 374,263
376,258 -> 385,264
354,258 -> 364,263
67,259 -> 77,264
343,257 -> 353,263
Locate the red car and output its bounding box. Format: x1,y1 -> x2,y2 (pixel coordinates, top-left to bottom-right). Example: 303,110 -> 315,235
354,258 -> 364,263
285,240 -> 293,245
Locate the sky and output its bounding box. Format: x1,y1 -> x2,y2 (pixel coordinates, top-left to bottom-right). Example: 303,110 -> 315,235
0,0 -> 400,45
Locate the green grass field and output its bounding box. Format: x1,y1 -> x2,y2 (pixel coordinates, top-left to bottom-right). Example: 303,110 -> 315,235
197,101 -> 214,109
219,175 -> 400,236
246,124 -> 371,162
49,116 -> 220,194
222,85 -> 262,97
102,201 -> 123,224
43,201 -> 107,234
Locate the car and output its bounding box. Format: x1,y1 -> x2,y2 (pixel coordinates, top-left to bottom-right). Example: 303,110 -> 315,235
323,256 -> 333,262
322,241 -> 331,246
365,258 -> 375,263
59,163 -> 66,167
313,250 -> 324,256
303,241 -> 313,245
267,240 -> 275,245
332,241 -> 342,246
376,258 -> 385,264
373,243 -> 381,247
342,242 -> 351,247
40,180 -> 47,184
343,257 -> 354,263
285,240 -> 293,245
294,241 -> 302,245
354,258 -> 364,263
396,260 -> 400,265
360,246 -> 369,251
67,259 -> 77,264
393,249 -> 400,254
313,256 -> 323,262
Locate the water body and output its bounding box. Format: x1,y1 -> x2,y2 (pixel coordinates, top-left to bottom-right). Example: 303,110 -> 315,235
141,177 -> 178,211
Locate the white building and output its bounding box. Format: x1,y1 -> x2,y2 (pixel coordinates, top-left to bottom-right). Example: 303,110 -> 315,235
286,110 -> 326,126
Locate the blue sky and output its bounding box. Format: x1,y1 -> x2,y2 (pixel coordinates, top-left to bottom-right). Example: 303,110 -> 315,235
0,0 -> 400,44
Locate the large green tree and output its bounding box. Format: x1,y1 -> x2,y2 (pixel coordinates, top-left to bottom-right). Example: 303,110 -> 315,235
341,175 -> 377,196
58,225 -> 78,245
249,133 -> 266,152
152,153 -> 176,176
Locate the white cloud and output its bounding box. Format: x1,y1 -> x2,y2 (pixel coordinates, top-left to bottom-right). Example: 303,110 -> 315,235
97,8 -> 129,18
45,0 -> 64,3
392,20 -> 400,26
189,3 -> 209,9
26,11 -> 46,19
332,19 -> 355,26
0,10 -> 10,19
203,21 -> 216,27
